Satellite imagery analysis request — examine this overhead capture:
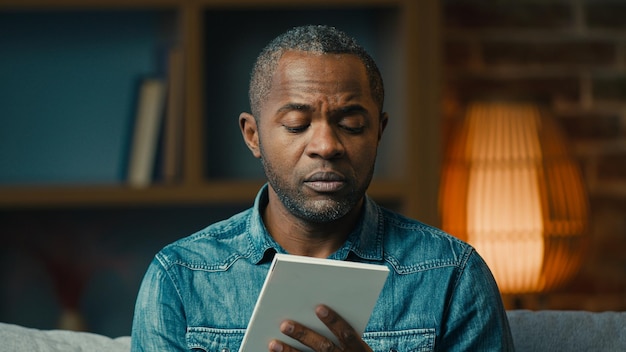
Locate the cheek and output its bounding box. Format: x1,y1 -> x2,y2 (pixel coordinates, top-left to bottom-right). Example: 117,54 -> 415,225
349,138 -> 379,161
259,133 -> 300,166
347,143 -> 379,174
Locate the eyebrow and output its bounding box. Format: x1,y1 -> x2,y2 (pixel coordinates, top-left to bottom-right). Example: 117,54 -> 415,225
276,103 -> 312,114
276,103 -> 369,116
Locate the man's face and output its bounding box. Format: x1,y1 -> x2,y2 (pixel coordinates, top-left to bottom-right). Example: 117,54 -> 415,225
253,51 -> 387,223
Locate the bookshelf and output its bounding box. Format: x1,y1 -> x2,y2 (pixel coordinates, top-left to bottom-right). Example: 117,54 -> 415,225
0,0 -> 442,224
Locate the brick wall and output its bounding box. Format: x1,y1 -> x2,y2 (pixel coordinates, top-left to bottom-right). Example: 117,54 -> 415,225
442,0 -> 626,311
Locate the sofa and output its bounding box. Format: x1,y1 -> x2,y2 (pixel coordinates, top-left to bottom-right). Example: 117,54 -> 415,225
1,310 -> 625,351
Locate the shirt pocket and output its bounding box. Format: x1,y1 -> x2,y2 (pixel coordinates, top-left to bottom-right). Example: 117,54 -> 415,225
363,329 -> 436,352
186,327 -> 245,352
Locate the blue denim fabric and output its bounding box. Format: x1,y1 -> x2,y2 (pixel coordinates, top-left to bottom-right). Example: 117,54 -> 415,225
131,185 -> 514,351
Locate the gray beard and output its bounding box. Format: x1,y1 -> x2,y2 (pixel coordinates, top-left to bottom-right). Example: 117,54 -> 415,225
260,157 -> 372,224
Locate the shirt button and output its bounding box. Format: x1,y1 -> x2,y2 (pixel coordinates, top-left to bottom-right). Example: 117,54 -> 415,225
221,349 -> 229,352
390,349 -> 398,352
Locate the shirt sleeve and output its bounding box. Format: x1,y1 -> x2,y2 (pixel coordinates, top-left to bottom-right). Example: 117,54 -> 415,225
439,249 -> 515,351
131,255 -> 188,351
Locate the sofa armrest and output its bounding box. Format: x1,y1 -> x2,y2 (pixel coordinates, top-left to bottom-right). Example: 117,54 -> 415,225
507,310 -> 626,352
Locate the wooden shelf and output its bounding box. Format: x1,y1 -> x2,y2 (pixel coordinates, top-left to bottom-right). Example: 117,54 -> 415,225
0,0 -> 182,8
0,180 -> 406,209
0,0 -> 442,223
0,0 -> 444,335
0,182 -> 256,208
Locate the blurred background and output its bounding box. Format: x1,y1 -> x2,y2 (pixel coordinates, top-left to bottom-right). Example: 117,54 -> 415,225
1,0 -> 625,338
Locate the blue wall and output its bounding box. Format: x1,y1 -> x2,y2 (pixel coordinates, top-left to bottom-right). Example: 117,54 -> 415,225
0,11 -> 166,184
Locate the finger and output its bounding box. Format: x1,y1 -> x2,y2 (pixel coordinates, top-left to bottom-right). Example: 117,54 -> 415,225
268,338 -> 299,352
315,305 -> 366,349
277,320 -> 338,352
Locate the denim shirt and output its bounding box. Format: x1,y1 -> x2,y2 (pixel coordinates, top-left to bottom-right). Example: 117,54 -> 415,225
131,185 -> 514,351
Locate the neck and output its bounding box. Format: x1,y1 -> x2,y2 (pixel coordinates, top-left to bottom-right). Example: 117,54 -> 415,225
263,191 -> 363,258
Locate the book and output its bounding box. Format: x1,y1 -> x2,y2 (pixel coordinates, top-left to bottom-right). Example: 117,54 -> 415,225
127,78 -> 166,188
239,253 -> 389,352
162,47 -> 184,184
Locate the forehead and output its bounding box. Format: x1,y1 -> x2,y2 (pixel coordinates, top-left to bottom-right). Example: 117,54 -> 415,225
270,51 -> 370,95
276,50 -> 366,72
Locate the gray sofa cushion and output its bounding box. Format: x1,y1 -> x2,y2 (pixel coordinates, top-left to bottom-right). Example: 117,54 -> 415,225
0,322 -> 130,352
507,310 -> 626,352
2,310 -> 625,351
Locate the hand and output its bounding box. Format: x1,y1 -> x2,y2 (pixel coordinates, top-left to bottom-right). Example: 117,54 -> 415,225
268,305 -> 373,352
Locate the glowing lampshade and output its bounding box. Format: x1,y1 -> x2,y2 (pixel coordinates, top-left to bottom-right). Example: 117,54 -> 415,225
439,101 -> 589,293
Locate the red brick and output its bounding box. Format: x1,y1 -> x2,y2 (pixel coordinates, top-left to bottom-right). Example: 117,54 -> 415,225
444,40 -> 473,68
442,0 -> 626,311
597,154 -> 626,181
444,1 -> 572,29
447,76 -> 580,102
587,2 -> 626,29
483,41 -> 616,67
593,76 -> 626,100
556,113 -> 623,141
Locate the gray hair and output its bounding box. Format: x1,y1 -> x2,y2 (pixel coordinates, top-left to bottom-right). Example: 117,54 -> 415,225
248,25 -> 385,118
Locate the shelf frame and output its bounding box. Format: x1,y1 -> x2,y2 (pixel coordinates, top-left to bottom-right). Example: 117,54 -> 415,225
0,0 -> 442,224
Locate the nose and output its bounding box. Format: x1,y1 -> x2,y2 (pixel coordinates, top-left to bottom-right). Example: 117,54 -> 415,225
305,122 -> 345,160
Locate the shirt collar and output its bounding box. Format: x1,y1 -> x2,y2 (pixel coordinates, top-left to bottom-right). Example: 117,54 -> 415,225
247,184 -> 384,264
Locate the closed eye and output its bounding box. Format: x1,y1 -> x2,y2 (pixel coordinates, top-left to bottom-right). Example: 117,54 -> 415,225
284,124 -> 309,133
336,106 -> 368,134
280,109 -> 311,134
340,124 -> 364,134
278,103 -> 312,133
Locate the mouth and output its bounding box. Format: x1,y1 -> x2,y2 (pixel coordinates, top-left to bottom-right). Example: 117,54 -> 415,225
304,171 -> 346,193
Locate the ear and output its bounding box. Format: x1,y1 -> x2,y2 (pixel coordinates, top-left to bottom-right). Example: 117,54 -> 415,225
378,112 -> 389,141
239,112 -> 262,158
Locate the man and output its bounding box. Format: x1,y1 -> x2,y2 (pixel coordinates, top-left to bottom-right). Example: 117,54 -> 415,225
131,25 -> 514,351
